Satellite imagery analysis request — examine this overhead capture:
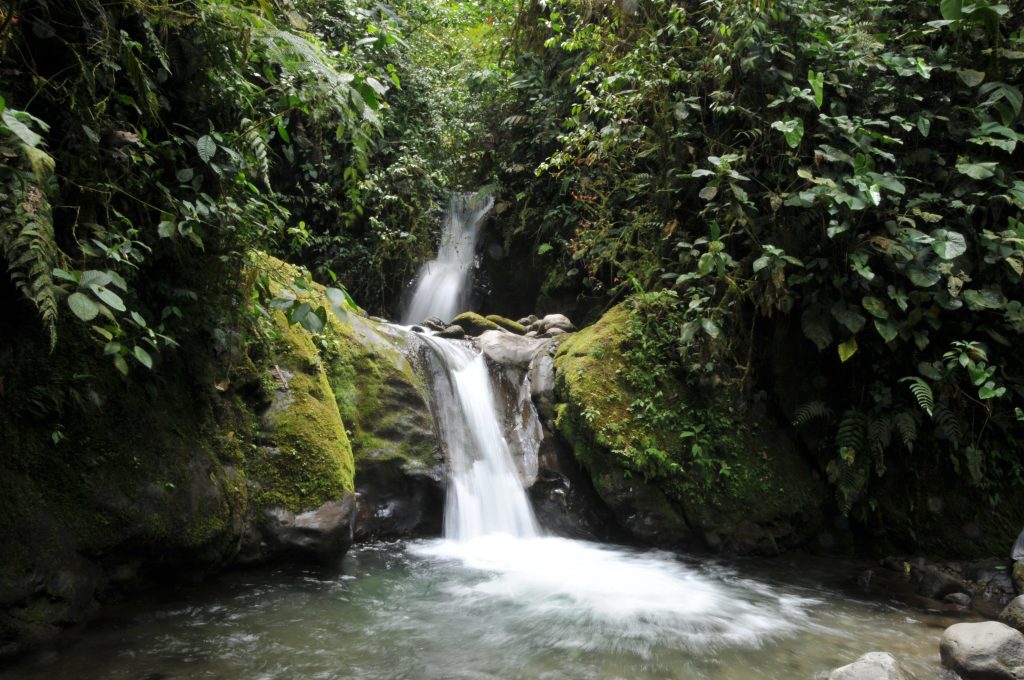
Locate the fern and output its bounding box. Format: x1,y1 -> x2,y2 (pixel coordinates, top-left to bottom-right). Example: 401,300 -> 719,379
899,376 -> 934,416
1,145 -> 60,350
933,403 -> 964,448
894,410 -> 917,452
240,118 -> 271,189
119,30 -> 160,121
835,408 -> 867,459
793,400 -> 833,426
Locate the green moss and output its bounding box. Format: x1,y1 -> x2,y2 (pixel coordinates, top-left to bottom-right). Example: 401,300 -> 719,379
554,303 -> 822,548
485,314 -> 526,334
452,311 -> 501,335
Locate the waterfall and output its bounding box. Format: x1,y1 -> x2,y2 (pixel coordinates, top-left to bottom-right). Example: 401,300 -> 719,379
401,192 -> 494,325
419,334 -> 540,541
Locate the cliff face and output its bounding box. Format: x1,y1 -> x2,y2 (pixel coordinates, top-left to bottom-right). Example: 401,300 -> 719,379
0,254 -> 440,658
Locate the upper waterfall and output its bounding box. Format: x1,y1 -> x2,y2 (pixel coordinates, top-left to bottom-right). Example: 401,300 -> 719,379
401,192 -> 494,325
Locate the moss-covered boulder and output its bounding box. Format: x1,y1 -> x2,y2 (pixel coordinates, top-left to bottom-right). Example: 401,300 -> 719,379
553,304 -> 824,553
452,311 -> 501,336
255,255 -> 441,539
486,314 -> 526,335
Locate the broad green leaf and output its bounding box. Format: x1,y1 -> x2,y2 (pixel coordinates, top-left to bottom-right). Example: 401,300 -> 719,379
701,317 -> 720,339
89,285 -> 126,312
133,345 -> 153,369
158,220 -> 176,238
875,318 -> 898,343
940,0 -> 963,20
907,266 -> 941,288
963,287 -> 1006,310
862,297 -> 888,319
325,287 -> 349,321
956,161 -> 997,179
957,69 -> 985,86
838,337 -> 858,362
2,110 -> 42,147
79,270 -> 112,288
808,70 -> 824,109
931,229 -> 968,259
68,292 -> 99,321
196,135 -> 217,163
831,302 -> 867,334
771,117 -> 804,149
537,243 -> 554,255
699,185 -> 718,201
113,355 -> 130,376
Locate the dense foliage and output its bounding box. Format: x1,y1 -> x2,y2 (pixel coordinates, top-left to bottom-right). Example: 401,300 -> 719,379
488,0 -> 1024,522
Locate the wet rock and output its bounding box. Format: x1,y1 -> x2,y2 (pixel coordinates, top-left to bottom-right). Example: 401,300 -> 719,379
517,315 -> 538,326
946,592 -> 973,608
451,311 -> 501,336
1014,562 -> 1024,594
914,562 -> 967,600
940,621 -> 1024,680
486,314 -> 526,335
437,325 -> 466,339
421,316 -> 448,332
354,459 -> 443,540
262,496 -> 357,564
1001,596 -> 1024,634
1014,529 -> 1024,561
528,313 -> 576,335
410,325 -> 424,333
827,652 -> 917,680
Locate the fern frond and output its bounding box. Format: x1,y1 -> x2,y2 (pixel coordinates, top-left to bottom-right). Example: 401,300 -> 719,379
1,168 -> 60,349
835,408 -> 867,457
793,400 -> 833,427
240,118 -> 271,189
867,412 -> 892,460
933,403 -> 964,448
119,31 -> 160,121
899,376 -> 934,416
894,410 -> 917,451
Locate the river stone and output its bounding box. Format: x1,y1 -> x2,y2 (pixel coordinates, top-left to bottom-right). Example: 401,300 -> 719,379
946,592 -> 973,608
421,316 -> 447,332
914,562 -> 967,600
827,652 -> 917,680
529,313 -> 576,334
486,314 -> 526,334
1014,529 -> 1024,561
518,315 -> 538,326
452,311 -> 501,336
437,325 -> 466,339
262,495 -> 357,563
1001,596 -> 1024,634
940,621 -> 1024,680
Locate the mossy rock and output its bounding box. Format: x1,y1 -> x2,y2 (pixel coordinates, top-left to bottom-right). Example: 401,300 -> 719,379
452,311 -> 501,336
554,303 -> 824,553
486,314 -> 526,335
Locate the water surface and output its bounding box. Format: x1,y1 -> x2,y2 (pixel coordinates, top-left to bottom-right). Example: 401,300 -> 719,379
3,537 -> 955,680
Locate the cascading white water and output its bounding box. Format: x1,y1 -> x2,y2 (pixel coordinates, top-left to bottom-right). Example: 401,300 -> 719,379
401,192 -> 494,325
418,335 -> 540,541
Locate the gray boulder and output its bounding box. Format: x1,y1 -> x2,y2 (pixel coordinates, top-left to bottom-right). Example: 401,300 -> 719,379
828,652 -> 917,680
1001,596 -> 1024,635
262,496 -> 357,564
528,313 -> 576,335
940,621 -> 1024,679
1015,562 -> 1024,594
1014,529 -> 1024,561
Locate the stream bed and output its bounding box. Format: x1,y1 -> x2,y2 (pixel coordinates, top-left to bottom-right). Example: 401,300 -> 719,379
2,537 -> 962,680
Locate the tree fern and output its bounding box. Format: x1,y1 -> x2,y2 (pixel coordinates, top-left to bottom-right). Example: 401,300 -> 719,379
834,408 -> 867,459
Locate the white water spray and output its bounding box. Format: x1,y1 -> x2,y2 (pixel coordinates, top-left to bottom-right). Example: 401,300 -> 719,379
402,192 -> 494,325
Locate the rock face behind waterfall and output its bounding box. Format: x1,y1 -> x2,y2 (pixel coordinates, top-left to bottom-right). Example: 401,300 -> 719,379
551,304 -> 825,553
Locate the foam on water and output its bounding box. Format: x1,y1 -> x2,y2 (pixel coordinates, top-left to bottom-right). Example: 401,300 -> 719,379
412,535 -> 817,653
